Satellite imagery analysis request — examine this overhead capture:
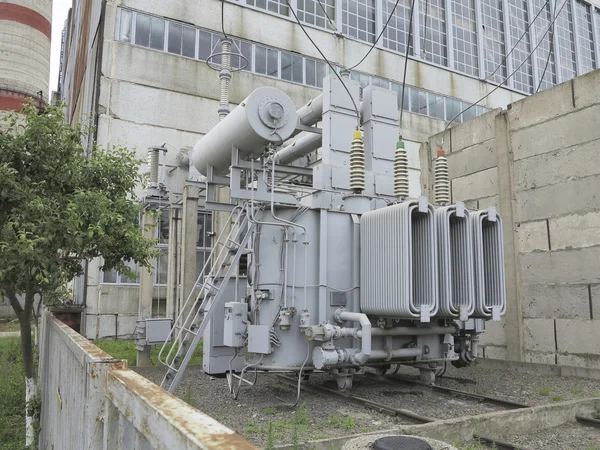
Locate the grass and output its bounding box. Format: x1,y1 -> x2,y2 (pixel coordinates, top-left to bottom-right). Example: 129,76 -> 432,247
593,403 -> 600,420
0,337 -> 26,450
551,395 -> 563,402
264,407 -> 278,415
537,386 -> 552,396
326,413 -> 356,430
93,339 -> 203,367
569,386 -> 583,395
0,320 -> 21,333
459,439 -> 497,450
586,444 -> 600,450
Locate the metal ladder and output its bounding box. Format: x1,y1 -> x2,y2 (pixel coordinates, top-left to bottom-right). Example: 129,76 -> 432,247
159,205 -> 254,392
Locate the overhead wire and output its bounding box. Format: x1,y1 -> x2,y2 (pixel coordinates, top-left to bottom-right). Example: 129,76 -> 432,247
348,0 -> 403,71
283,0 -> 361,128
439,0 -> 569,146
399,0 -> 417,139
221,0 -> 229,38
536,0 -> 557,93
315,0 -> 337,31
421,0 -> 429,60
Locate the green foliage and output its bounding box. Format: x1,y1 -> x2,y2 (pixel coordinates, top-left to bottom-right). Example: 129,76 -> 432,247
537,387 -> 552,396
244,421 -> 260,435
586,444 -> 600,450
93,339 -> 203,367
264,422 -> 275,450
264,407 -> 278,415
551,395 -> 563,402
0,338 -> 26,449
326,413 -> 355,429
569,386 -> 583,395
0,104 -> 158,305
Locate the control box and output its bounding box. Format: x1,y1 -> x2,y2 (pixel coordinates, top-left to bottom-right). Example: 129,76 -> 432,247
223,302 -> 248,348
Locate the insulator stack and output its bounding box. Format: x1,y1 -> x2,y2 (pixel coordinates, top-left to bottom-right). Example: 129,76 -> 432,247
349,130 -> 366,193
148,148 -> 160,187
434,148 -> 450,205
218,38 -> 232,121
394,140 -> 409,198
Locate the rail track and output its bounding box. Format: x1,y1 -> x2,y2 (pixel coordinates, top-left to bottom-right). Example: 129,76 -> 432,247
276,372 -> 598,450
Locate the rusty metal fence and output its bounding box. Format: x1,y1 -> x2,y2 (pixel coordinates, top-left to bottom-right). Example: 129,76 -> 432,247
39,312 -> 256,449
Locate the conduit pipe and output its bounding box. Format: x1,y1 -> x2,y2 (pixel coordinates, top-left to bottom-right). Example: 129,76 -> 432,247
369,348 -> 423,360
274,133 -> 322,164
336,310 -> 371,365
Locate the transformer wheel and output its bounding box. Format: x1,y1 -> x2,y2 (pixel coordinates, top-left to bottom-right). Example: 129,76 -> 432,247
419,369 -> 436,386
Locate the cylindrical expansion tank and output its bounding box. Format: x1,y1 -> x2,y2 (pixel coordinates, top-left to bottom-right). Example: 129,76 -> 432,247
191,86 -> 298,175
0,0 -> 52,110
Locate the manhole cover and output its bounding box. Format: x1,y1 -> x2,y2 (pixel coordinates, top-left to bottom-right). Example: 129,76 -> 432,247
373,436 -> 434,450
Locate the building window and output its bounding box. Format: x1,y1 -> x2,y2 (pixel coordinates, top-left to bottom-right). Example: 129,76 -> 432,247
198,30 -> 212,61
382,0 -> 413,53
480,0 -> 507,83
168,22 -> 197,58
507,0 -> 533,93
255,45 -> 279,77
305,59 -> 326,87
419,0 -> 448,66
119,9 -> 133,43
452,0 -> 479,76
574,0 -> 596,74
342,0 -> 377,43
281,52 -> 304,82
135,13 -> 165,51
428,92 -> 445,119
556,0 -> 577,80
232,39 -> 254,71
246,0 -> 290,15
298,0 -> 336,30
532,0 -> 557,91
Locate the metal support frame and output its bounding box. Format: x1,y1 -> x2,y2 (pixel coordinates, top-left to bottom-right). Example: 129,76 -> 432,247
501,0 -> 515,89
571,0 -> 583,75
527,0 -> 541,91
445,0 -> 455,70
552,0 -> 566,83
474,0 -> 486,79
592,7 -> 600,70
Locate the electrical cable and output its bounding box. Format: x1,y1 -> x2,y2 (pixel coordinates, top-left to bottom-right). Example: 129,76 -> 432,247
536,0 -> 557,93
398,0 -> 417,139
485,0 -> 550,82
348,0 -> 402,71
283,0 -> 361,128
439,0 -> 569,146
221,0 -> 229,38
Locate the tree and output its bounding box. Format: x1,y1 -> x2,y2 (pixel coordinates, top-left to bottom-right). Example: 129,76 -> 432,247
0,104 -> 158,446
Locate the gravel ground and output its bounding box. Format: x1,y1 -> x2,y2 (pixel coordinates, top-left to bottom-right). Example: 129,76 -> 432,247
134,365 -> 404,447
463,423 -> 600,450
133,362 -> 600,448
391,363 -> 600,406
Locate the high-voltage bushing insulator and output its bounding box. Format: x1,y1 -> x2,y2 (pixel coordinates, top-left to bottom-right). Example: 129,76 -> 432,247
349,130 -> 366,193
218,38 -> 232,121
434,148 -> 450,205
147,147 -> 160,188
394,140 -> 409,198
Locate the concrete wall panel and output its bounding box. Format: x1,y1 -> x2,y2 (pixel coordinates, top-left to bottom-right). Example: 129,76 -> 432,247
572,70 -> 600,109
521,283 -> 591,319
511,104 -> 600,161
517,221 -> 549,253
447,139 -> 496,179
479,319 -> 507,347
507,80 -> 574,131
556,319 -> 600,354
523,319 -> 555,353
515,175 -> 600,222
521,246 -> 600,284
450,110 -> 499,151
524,352 -> 556,365
451,167 -> 498,202
557,354 -> 600,370
484,346 -> 508,360
549,211 -> 600,251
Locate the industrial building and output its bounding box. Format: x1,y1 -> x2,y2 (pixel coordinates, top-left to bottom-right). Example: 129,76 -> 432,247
57,0 -> 600,344
0,0 -> 52,111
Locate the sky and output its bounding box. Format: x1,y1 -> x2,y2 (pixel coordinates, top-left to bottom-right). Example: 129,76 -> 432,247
49,0 -> 73,98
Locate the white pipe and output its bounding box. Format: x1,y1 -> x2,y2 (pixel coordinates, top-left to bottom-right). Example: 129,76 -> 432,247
369,348 -> 423,360
337,310 -> 371,365
275,133 -> 322,165
297,94 -> 323,126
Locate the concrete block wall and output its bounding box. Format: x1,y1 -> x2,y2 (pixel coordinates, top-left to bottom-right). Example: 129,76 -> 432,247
422,69 -> 600,369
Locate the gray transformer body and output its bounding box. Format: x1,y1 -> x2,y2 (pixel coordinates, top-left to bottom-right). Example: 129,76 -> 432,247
160,74 -> 506,392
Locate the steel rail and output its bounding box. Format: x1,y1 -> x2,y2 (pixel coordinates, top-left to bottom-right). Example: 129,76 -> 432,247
473,435 -> 534,450
275,375 -> 435,424
369,374 -> 529,409
576,415 -> 600,429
